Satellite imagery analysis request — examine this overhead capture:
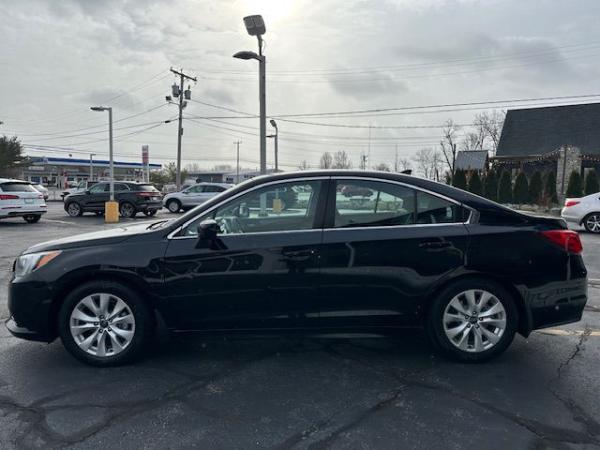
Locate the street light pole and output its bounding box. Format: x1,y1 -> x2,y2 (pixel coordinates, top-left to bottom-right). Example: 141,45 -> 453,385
89,153 -> 96,181
91,106 -> 117,222
234,140 -> 242,183
234,15 -> 267,175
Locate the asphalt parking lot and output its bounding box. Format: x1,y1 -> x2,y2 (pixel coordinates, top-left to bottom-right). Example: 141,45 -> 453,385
0,203 -> 599,449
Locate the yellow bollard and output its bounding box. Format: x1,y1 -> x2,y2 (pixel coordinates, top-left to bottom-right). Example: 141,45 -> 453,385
105,201 -> 119,223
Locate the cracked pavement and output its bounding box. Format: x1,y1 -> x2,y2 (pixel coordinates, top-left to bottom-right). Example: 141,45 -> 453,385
0,204 -> 599,449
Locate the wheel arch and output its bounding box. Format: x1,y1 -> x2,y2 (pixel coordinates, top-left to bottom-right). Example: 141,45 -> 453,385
581,211 -> 600,226
48,271 -> 162,340
421,272 -> 531,337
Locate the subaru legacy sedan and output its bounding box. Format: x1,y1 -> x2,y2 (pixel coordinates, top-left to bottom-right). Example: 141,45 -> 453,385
6,171 -> 587,366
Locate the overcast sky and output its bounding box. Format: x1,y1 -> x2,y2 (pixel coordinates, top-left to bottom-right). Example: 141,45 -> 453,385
2,0 -> 600,171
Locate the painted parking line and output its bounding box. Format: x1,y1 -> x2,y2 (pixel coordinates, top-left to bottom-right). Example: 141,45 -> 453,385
535,329 -> 600,337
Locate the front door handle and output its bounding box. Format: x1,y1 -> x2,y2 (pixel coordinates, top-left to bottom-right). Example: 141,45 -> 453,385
418,240 -> 452,250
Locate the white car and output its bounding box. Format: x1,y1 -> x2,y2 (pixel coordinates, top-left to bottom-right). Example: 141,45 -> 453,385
561,192 -> 600,233
61,180 -> 98,200
163,182 -> 233,213
0,178 -> 47,223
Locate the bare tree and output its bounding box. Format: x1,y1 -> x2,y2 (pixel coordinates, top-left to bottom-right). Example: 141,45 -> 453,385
298,160 -> 310,170
461,131 -> 484,151
397,158 -> 411,172
439,119 -> 460,176
413,148 -> 444,181
319,152 -> 333,169
473,110 -> 505,154
332,150 -> 352,169
373,162 -> 391,172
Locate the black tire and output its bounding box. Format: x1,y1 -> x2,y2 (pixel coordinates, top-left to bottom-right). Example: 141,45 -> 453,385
143,209 -> 157,217
166,199 -> 181,213
582,213 -> 600,234
119,202 -> 137,218
58,281 -> 153,366
23,214 -> 41,223
426,278 -> 518,363
66,202 -> 83,217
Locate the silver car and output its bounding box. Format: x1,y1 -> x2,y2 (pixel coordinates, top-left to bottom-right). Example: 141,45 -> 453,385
163,182 -> 233,213
561,192 -> 600,233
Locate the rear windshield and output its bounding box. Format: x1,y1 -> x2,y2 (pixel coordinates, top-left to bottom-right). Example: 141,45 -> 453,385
0,183 -> 38,192
136,184 -> 160,192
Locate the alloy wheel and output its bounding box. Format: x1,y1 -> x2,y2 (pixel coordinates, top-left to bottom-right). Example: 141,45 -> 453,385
585,214 -> 600,233
442,289 -> 506,353
67,203 -> 81,217
69,293 -> 136,357
167,200 -> 180,213
120,203 -> 135,218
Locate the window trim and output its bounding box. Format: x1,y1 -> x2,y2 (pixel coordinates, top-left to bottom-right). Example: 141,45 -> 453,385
167,176 -> 329,240
324,176 -> 474,230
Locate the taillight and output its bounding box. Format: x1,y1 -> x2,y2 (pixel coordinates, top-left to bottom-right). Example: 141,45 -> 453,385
0,194 -> 19,200
565,200 -> 580,207
539,230 -> 583,254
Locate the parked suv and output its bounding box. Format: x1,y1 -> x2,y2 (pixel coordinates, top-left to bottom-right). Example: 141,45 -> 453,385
163,182 -> 232,213
0,178 -> 47,223
64,182 -> 162,218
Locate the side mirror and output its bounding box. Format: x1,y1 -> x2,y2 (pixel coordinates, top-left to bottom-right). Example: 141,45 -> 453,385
197,219 -> 220,243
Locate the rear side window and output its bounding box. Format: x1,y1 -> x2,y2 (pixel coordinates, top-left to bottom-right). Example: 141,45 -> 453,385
204,185 -> 225,193
333,180 -> 468,228
0,183 -> 38,192
89,184 -> 108,193
114,183 -> 130,191
136,184 -> 159,192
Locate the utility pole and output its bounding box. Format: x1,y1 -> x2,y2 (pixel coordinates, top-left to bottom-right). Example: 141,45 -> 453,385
394,145 -> 398,172
367,124 -> 372,170
169,67 -> 197,190
234,140 -> 242,183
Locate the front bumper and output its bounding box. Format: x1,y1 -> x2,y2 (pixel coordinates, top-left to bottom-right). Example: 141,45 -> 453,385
6,275 -> 56,343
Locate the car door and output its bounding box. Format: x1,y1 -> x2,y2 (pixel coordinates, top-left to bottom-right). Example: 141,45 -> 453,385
161,178 -> 328,331
86,183 -> 110,210
317,177 -> 471,329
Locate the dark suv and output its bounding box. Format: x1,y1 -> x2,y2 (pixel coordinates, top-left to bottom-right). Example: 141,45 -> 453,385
64,182 -> 162,218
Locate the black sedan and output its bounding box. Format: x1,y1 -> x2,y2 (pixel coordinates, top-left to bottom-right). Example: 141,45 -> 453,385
64,181 -> 162,218
6,171 -> 587,366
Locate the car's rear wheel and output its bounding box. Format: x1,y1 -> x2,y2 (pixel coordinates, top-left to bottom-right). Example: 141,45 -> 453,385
143,209 -> 157,217
167,199 -> 181,213
583,213 -> 600,233
426,278 -> 517,362
23,214 -> 41,223
119,202 -> 136,218
66,202 -> 83,217
58,281 -> 153,366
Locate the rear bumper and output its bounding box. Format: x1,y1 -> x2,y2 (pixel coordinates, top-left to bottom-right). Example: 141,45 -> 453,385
137,202 -> 163,211
560,209 -> 584,224
522,277 -> 587,334
0,209 -> 47,219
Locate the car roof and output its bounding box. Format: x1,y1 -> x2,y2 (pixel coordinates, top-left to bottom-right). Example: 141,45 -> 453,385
0,178 -> 31,184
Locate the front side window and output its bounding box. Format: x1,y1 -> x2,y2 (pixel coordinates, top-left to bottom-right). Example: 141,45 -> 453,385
183,180 -> 322,236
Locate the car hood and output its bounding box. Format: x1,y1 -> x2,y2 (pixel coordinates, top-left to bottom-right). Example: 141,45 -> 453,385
24,222 -> 155,254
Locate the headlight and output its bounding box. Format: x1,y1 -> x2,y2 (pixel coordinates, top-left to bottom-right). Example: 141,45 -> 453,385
14,251 -> 62,278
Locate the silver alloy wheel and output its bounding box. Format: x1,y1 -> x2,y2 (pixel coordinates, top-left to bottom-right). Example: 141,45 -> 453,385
167,200 -> 180,213
69,293 -> 136,357
67,203 -> 81,216
585,214 -> 600,233
442,289 -> 506,353
120,203 -> 135,217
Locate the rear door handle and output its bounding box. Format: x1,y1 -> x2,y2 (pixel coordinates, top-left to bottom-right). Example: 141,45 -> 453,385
419,240 -> 452,249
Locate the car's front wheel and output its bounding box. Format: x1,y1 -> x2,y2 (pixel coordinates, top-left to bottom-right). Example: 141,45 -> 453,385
166,199 -> 181,213
58,281 -> 153,366
66,202 -> 83,217
23,214 -> 41,223
583,213 -> 600,233
426,278 -> 518,362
